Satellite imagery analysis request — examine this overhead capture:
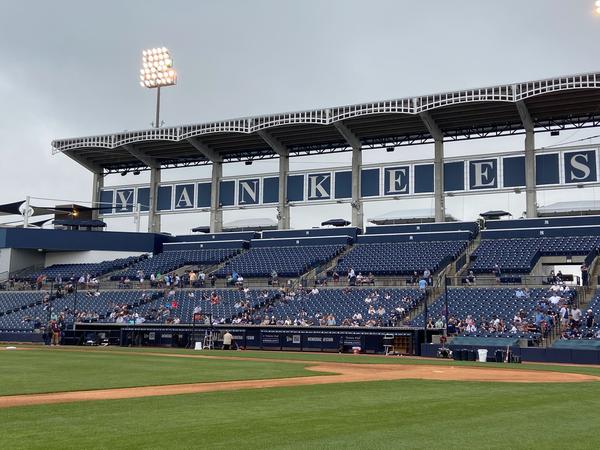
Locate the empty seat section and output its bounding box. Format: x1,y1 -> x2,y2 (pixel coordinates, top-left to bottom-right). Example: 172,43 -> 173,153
215,244 -> 344,278
470,236 -> 600,273
336,240 -> 467,276
111,249 -> 240,279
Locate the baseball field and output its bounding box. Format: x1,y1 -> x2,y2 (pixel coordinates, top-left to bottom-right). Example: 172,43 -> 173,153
1,346 -> 600,449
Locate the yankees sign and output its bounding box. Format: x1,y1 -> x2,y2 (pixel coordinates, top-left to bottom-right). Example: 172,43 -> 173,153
99,147 -> 599,215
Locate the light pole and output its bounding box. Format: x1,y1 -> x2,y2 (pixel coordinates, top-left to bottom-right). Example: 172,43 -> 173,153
139,47 -> 177,128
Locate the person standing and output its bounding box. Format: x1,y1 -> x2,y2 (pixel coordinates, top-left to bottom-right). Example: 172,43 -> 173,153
580,263 -> 589,287
50,320 -> 61,346
222,331 -> 233,350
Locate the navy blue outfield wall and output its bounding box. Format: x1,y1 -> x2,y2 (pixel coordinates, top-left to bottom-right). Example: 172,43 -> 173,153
365,222 -> 479,237
485,215 -> 600,230
162,240 -> 249,251
421,343 -> 600,365
65,324 -> 421,354
250,235 -> 353,248
262,227 -> 361,240
169,232 -> 259,242
481,225 -> 600,239
357,230 -> 471,244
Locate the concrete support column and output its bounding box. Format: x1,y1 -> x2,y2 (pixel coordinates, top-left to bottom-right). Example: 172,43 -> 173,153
434,139 -> 445,222
210,162 -> 223,233
278,154 -> 290,229
148,167 -> 161,233
351,147 -> 364,228
91,172 -> 104,221
516,100 -> 537,218
524,129 -> 537,218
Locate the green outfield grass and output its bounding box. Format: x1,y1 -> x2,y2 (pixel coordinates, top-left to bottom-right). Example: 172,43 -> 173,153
1,378 -> 599,449
36,345 -> 600,378
0,349 -> 323,396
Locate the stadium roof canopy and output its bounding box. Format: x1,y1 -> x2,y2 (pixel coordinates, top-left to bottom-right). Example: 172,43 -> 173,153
53,72 -> 600,174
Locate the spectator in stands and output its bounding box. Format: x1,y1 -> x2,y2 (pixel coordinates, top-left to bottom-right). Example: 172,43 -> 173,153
348,268 -> 356,286
418,278 -> 427,291
210,273 -> 217,287
465,271 -> 476,286
270,270 -> 279,287
408,271 -> 418,286
559,304 -> 569,330
423,269 -> 431,285
492,264 -> 501,283
332,271 -> 340,284
571,306 -> 582,328
367,272 -> 375,286
586,309 -> 595,328
580,263 -> 589,286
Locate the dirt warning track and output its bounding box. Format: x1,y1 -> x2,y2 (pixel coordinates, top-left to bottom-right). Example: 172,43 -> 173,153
0,355 -> 598,409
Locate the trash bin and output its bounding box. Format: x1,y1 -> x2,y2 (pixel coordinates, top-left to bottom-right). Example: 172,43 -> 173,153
495,350 -> 505,363
477,349 -> 488,362
453,348 -> 462,361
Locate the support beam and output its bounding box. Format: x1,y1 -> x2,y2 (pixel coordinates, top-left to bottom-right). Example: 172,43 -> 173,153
257,130 -> 290,229
187,138 -> 223,231
419,112 -> 445,222
120,145 -> 161,233
256,130 -> 288,157
277,154 -> 290,229
210,162 -> 223,233
186,138 -> 223,163
333,122 -> 363,228
516,101 -> 537,218
122,144 -> 157,168
148,166 -> 161,233
91,172 -> 104,221
64,151 -> 102,174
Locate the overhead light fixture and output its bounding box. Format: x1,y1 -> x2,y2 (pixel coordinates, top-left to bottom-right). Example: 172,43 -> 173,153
245,161 -> 253,166
550,130 -> 560,136
121,170 -> 128,176
133,170 -> 141,176
386,146 -> 395,152
140,47 -> 177,128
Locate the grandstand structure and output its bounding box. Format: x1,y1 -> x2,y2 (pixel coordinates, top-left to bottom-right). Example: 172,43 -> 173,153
52,72 -> 600,233
2,72 -> 600,363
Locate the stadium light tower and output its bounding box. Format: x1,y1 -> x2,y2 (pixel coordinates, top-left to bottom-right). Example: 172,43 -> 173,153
139,47 -> 177,128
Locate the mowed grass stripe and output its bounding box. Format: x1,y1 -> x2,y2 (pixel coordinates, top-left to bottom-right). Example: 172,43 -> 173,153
34,345 -> 600,378
1,379 -> 599,449
0,350 -> 324,396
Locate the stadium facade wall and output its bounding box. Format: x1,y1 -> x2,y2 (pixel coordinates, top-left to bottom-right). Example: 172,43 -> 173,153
8,249 -> 45,274
481,225 -> 600,239
44,250 -> 147,267
169,232 -> 259,242
262,227 -> 361,240
0,228 -> 164,253
356,230 -> 471,243
485,215 -> 600,230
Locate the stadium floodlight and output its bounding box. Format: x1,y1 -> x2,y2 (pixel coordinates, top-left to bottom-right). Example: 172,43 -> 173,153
140,47 -> 177,128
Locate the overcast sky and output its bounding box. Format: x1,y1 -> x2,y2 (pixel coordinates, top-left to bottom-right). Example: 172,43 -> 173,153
2,0 -> 600,234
